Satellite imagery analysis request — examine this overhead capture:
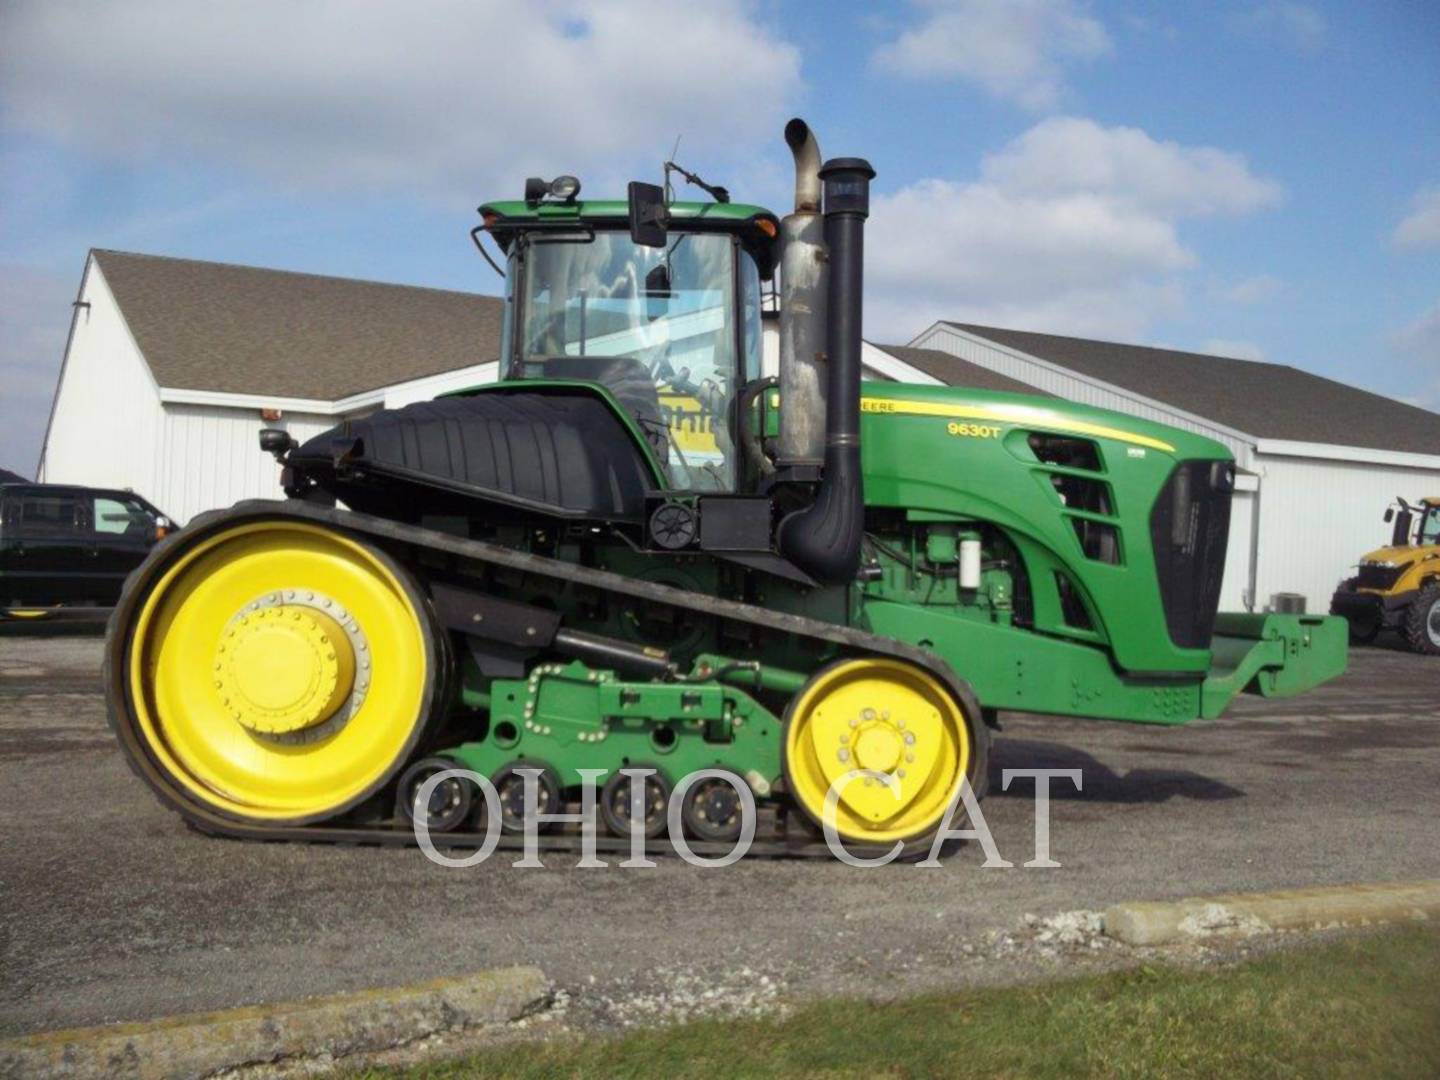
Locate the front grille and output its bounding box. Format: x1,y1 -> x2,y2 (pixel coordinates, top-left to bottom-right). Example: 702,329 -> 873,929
1355,564 -> 1403,591
1150,460 -> 1234,650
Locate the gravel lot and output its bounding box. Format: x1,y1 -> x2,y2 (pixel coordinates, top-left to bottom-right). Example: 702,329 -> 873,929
2,629 -> 1437,1037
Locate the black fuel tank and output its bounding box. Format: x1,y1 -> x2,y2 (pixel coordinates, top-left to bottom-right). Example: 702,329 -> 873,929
288,390 -> 657,522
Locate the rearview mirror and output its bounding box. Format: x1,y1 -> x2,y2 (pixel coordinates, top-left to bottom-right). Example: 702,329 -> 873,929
644,263 -> 672,321
644,263 -> 671,297
1384,508 -> 1394,523
628,182 -> 668,248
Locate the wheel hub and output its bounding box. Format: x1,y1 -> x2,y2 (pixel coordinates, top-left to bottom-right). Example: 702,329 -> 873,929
853,718 -> 904,773
215,591 -> 370,737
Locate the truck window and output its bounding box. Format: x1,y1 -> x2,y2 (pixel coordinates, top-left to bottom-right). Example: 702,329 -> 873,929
15,493 -> 82,536
93,495 -> 154,537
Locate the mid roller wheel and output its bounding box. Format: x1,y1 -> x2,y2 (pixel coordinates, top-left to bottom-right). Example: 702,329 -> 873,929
600,765 -> 671,839
397,756 -> 474,833
109,518 -> 445,826
491,761 -> 563,834
680,771 -> 751,844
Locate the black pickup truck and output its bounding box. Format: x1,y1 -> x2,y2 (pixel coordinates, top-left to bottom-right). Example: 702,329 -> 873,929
1,480 -> 172,620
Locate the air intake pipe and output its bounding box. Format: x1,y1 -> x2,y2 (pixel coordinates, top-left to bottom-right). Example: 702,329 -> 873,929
778,156 -> 876,585
777,118 -> 828,468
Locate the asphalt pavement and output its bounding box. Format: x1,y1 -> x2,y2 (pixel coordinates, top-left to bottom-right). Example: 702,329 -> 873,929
2,629 -> 1437,1036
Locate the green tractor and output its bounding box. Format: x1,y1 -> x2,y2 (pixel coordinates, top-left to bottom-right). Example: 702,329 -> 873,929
106,120 -> 1347,855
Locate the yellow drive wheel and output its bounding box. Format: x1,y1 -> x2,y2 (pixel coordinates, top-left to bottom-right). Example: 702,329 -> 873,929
120,520 -> 439,824
783,658 -> 975,846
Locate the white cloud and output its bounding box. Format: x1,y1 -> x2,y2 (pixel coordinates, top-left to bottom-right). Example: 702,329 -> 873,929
1201,338 -> 1266,361
873,0 -> 1112,112
1389,300 -> 1440,411
981,117 -> 1284,217
0,0 -> 801,203
1229,3 -> 1327,52
0,264 -> 76,477
1392,187 -> 1440,251
1217,274 -> 1285,305
864,119 -> 1283,341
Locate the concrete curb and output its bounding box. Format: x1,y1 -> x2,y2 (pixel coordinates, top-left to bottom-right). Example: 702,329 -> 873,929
1104,879 -> 1440,946
0,965 -> 549,1080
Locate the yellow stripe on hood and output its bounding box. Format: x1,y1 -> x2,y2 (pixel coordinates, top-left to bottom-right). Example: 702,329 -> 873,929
860,397 -> 1176,453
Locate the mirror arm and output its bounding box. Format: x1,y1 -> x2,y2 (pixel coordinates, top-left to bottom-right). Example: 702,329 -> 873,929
469,226 -> 506,278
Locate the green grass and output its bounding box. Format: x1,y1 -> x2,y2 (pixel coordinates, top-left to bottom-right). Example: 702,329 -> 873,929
365,926 -> 1440,1079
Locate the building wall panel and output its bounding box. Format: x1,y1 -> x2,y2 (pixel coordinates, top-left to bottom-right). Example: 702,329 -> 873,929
39,262 -> 165,494
156,405 -> 334,524
1253,453 -> 1440,613
1219,488 -> 1258,611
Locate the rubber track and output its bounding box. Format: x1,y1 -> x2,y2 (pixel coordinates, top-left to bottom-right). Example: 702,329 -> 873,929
105,499 -> 988,860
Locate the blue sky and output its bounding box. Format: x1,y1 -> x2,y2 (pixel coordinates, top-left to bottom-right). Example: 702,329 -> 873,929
2,0 -> 1438,476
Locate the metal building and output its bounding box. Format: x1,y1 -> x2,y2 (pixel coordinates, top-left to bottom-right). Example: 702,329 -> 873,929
872,323 -> 1440,614
38,251 -> 504,523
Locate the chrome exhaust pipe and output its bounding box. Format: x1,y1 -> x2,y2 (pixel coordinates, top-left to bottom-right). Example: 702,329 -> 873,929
785,118 -> 823,213
777,118 -> 828,468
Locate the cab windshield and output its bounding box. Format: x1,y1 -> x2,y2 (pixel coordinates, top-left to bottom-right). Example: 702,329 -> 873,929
510,230 -> 760,492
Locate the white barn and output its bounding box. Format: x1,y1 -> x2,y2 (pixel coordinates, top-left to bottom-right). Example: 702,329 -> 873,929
39,251 -> 504,524
871,324 -> 1440,615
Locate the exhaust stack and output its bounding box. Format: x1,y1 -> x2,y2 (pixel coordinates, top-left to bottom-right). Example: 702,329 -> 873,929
777,119 -> 828,468
778,155 -> 876,585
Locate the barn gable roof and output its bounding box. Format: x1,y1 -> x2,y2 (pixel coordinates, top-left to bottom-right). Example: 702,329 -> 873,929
870,343 -> 1054,397
945,322 -> 1440,456
91,250 -> 504,401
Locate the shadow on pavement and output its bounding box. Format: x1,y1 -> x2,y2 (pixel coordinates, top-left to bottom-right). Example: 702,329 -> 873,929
990,738 -> 1245,804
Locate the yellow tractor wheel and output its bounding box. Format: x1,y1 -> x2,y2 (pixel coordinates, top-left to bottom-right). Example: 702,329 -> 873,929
782,658 -> 981,847
112,519 -> 442,825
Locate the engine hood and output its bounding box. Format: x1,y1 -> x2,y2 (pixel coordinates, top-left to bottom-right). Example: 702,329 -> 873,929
1360,545 -> 1422,566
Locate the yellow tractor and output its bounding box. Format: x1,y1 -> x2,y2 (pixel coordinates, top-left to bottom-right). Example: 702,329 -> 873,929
1330,497 -> 1440,654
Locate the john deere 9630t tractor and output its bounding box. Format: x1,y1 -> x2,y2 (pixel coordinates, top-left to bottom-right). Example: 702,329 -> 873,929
106,120 -> 1347,855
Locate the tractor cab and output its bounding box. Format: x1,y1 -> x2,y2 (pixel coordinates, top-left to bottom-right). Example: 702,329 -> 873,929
1380,495 -> 1440,550
478,192 -> 780,494
276,137 -> 877,586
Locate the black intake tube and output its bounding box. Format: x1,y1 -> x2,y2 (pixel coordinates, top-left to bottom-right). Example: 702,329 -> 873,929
778,157 -> 876,585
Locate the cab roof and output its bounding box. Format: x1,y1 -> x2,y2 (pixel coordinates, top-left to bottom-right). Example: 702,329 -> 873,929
478,199 -> 781,277
480,198 -> 776,225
